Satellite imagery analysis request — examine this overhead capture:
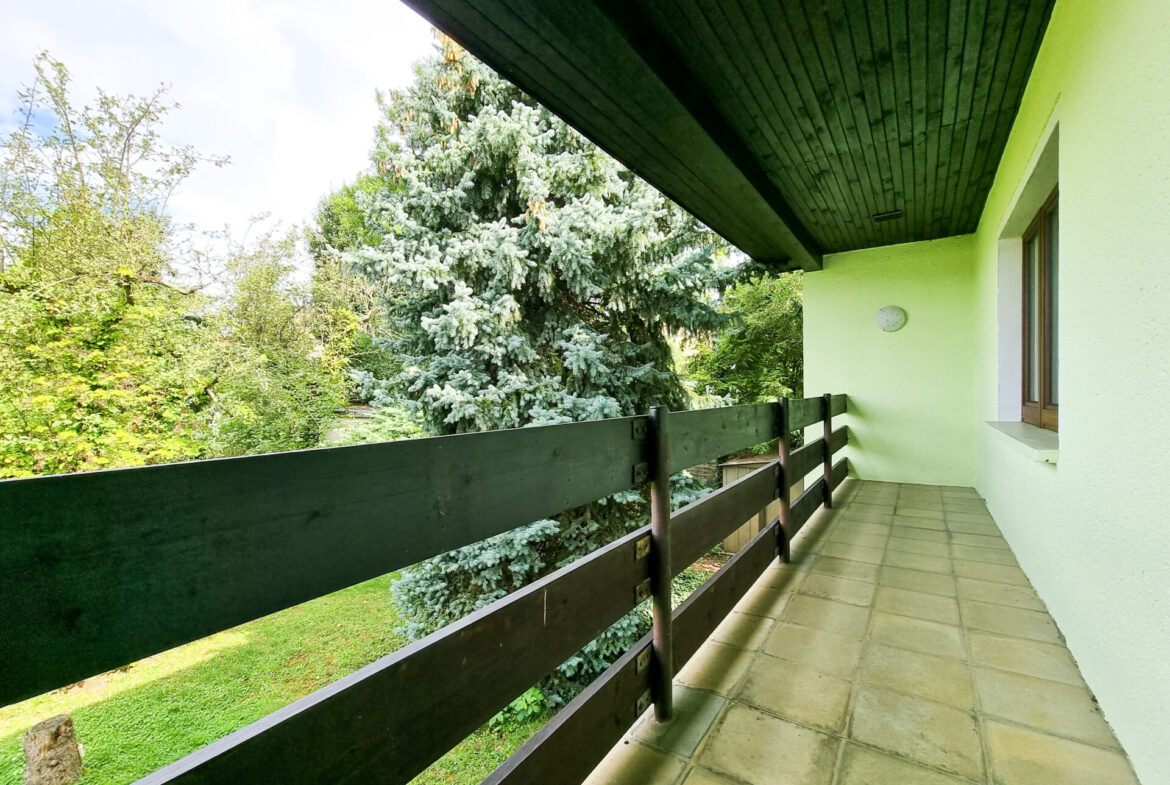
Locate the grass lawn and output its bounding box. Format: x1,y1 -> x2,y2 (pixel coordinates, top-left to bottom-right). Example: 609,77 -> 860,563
1,552 -> 727,785
0,574 -> 541,785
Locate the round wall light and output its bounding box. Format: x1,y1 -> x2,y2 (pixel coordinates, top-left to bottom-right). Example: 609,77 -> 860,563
876,305 -> 907,332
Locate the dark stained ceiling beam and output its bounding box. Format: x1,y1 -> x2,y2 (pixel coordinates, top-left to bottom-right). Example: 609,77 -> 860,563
401,0 -> 1054,267
593,0 -> 824,270
402,0 -> 824,270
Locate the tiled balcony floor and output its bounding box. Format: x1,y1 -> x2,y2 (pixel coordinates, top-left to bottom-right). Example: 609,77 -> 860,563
585,480 -> 1142,785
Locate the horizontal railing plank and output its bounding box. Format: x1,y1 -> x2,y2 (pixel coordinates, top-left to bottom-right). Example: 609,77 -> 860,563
670,461 -> 778,571
789,478 -> 825,538
830,394 -> 848,417
488,518 -> 782,785
788,438 -> 826,485
830,425 -> 848,455
831,458 -> 849,489
670,403 -> 777,469
137,526 -> 652,785
672,519 -> 779,668
483,631 -> 652,785
0,416 -> 649,705
787,397 -> 824,430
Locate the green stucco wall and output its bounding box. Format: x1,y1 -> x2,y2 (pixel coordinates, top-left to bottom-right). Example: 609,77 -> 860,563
804,236 -> 977,486
805,0 -> 1170,779
969,1 -> 1170,780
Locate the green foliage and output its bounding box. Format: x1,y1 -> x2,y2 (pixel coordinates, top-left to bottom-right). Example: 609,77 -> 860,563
0,55 -> 218,477
489,687 -> 546,729
198,231 -> 351,456
321,405 -> 427,446
341,37 -> 743,710
687,273 -> 804,404
348,37 -> 744,434
0,56 -> 361,477
308,175 -> 386,260
307,175 -> 406,394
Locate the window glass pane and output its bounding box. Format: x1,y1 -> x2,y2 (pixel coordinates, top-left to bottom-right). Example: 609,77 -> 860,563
1047,204 -> 1059,406
1025,234 -> 1040,402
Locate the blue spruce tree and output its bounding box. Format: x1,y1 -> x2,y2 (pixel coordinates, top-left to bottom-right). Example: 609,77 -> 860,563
344,36 -> 746,712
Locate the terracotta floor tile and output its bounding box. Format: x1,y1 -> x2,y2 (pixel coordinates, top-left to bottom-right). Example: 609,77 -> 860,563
850,687 -> 983,780
962,601 -> 1062,644
975,667 -> 1118,747
838,743 -> 970,785
780,595 -> 872,639
880,566 -> 957,597
875,586 -> 960,625
859,643 -> 974,708
985,721 -> 1139,785
956,578 -> 1044,611
584,741 -> 686,785
763,621 -> 864,678
736,655 -> 852,732
870,611 -> 964,659
811,555 -> 881,583
969,632 -> 1083,685
799,572 -> 877,607
694,703 -> 838,785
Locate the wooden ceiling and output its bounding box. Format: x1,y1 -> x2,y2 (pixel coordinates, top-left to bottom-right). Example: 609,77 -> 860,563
403,0 -> 1055,270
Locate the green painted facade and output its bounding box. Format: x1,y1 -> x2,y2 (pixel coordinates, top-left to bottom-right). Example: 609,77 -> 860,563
804,235 -> 977,487
804,0 -> 1170,780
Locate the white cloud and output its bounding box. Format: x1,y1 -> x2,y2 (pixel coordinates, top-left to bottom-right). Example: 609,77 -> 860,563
0,0 -> 436,232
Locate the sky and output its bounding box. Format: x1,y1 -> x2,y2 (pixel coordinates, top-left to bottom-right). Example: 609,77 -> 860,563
0,0 -> 437,234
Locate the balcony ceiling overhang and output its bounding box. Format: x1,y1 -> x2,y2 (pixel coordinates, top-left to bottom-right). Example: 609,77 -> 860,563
403,0 -> 1055,270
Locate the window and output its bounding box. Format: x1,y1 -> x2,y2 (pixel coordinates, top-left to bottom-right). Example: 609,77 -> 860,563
1022,187 -> 1058,431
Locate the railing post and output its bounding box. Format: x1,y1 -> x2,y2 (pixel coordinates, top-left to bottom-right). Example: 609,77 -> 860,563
822,393 -> 834,508
648,405 -> 673,722
777,397 -> 791,563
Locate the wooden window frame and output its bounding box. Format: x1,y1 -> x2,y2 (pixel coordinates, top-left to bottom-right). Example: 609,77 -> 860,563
1022,187 -> 1058,431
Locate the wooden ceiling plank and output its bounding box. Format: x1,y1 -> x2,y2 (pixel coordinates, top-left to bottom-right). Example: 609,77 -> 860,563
960,1 -> 1053,225
949,0 -> 1015,230
704,0 -> 846,248
908,0 -> 931,241
775,5 -> 872,249
807,2 -> 882,247
937,0 -> 971,234
404,0 -> 1056,258
940,0 -> 988,232
955,0 -> 1035,228
660,0 -> 840,250
747,0 -> 862,250
925,0 -> 955,239
791,2 -> 878,248
883,0 -> 920,244
592,0 -> 824,267
820,2 -> 897,247
846,2 -> 904,247
869,0 -> 915,247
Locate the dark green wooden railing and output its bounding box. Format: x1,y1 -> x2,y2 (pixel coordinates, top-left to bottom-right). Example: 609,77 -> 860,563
0,395 -> 848,785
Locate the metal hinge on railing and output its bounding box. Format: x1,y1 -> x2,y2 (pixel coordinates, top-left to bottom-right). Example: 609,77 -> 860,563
631,419 -> 647,440
636,646 -> 652,674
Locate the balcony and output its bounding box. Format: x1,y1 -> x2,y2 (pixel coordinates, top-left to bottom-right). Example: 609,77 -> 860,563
2,395 -> 1144,784
586,480 -> 1140,785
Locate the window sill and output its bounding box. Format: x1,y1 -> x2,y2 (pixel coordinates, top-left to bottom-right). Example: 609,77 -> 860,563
986,421 -> 1059,464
